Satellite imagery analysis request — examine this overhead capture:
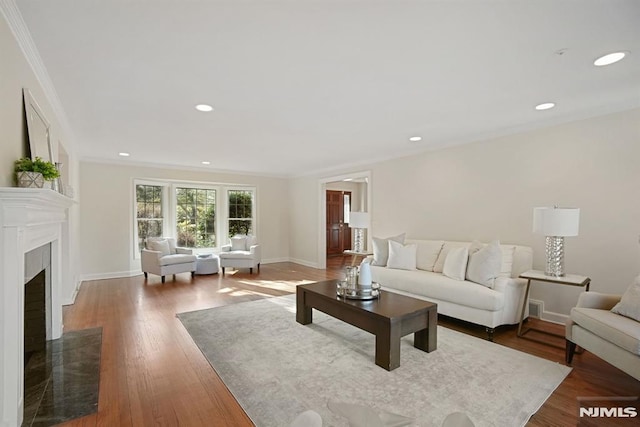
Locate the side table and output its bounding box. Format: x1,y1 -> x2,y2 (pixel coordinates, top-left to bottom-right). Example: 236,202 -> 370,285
517,270 -> 590,341
342,250 -> 373,267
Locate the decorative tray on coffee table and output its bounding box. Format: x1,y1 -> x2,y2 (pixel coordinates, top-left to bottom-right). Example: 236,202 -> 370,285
337,282 -> 381,300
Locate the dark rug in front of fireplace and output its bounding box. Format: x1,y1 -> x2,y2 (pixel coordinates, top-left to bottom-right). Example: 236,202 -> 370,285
22,327 -> 102,427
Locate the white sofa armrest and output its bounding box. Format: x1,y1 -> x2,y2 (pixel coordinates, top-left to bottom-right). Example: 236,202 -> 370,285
221,244 -> 232,252
493,276 -> 526,293
576,292 -> 621,310
176,247 -> 193,255
141,249 -> 161,273
249,244 -> 261,260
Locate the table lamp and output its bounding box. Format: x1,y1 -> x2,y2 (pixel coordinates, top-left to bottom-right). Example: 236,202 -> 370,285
348,212 -> 370,253
533,206 -> 580,277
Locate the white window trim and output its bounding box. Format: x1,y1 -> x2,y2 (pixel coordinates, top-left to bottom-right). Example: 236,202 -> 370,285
132,179 -> 256,258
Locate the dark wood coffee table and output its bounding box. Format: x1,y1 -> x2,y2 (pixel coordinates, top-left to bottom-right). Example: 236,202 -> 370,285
296,280 -> 437,371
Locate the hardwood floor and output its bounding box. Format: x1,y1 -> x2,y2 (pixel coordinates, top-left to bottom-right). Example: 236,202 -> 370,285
58,261 -> 638,426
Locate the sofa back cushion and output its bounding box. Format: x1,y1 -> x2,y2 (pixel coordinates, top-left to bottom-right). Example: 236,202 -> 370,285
511,246 -> 533,278
406,239 -> 444,272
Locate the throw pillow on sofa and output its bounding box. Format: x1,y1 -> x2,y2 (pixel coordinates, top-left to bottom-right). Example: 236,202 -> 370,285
466,240 -> 502,288
611,275 -> 640,322
231,236 -> 248,251
442,247 -> 469,281
433,242 -> 468,273
148,239 -> 170,256
387,240 -> 417,271
372,233 -> 405,266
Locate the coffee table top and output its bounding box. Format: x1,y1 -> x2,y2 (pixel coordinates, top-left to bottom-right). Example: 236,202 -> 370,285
298,280 -> 436,319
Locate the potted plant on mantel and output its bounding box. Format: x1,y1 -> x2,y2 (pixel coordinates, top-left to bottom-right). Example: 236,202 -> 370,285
14,157 -> 60,188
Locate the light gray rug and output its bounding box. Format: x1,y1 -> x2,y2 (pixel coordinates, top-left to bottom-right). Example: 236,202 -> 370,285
178,295 -> 571,427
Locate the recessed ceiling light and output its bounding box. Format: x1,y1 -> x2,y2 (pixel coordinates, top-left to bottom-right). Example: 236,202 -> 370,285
195,104 -> 214,112
201,161 -> 211,165
593,52 -> 627,67
535,102 -> 555,111
118,152 -> 130,157
409,136 -> 422,142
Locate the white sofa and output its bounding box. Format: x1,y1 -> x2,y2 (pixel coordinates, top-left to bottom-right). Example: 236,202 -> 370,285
369,239 -> 533,340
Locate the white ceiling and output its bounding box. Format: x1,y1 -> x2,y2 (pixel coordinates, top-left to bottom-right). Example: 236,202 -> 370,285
15,0 -> 640,177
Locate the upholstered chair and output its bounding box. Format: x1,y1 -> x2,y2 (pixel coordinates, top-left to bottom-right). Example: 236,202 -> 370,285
141,237 -> 197,283
219,235 -> 261,275
565,283 -> 640,381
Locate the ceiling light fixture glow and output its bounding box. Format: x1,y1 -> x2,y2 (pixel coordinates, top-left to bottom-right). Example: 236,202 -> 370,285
201,161 -> 211,165
343,178 -> 353,182
195,104 -> 214,112
118,152 -> 130,157
409,136 -> 422,142
535,102 -> 555,111
593,52 -> 626,67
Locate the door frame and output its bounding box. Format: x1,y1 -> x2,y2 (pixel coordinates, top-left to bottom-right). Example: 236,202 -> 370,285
317,170 -> 372,269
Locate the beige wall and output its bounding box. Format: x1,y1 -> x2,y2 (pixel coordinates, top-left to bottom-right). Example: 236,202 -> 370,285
290,108 -> 640,318
79,161 -> 290,278
0,15 -> 81,303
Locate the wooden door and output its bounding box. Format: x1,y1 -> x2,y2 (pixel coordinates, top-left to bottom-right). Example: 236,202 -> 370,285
326,190 -> 351,256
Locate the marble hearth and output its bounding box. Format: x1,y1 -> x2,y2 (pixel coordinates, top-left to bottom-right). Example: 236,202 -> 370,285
0,189 -> 73,427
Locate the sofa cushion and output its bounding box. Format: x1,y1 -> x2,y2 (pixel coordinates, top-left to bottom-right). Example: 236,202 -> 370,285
611,275 -> 640,322
387,241 -> 417,271
406,239 -> 443,272
158,253 -> 197,266
571,307 -> 640,355
371,266 -> 504,312
498,245 -> 516,277
371,233 -> 405,266
466,240 -> 502,288
148,239 -> 170,256
443,247 -> 469,281
219,250 -> 253,260
433,242 -> 468,273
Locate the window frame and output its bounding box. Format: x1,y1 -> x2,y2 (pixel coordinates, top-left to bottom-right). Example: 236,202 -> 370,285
132,179 -> 256,258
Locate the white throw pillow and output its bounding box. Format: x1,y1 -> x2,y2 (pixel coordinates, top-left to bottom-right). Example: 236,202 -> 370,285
466,240 -> 502,288
386,240 -> 417,271
148,239 -> 170,256
371,233 -> 405,266
611,275 -> 640,322
231,236 -> 247,251
433,242 -> 467,273
442,247 -> 469,281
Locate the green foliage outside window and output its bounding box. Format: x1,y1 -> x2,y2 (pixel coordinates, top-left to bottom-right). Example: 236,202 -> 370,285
228,190 -> 253,237
136,184 -> 163,251
176,188 -> 216,248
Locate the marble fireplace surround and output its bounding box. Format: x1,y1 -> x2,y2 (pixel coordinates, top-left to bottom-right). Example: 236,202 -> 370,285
0,189 -> 73,427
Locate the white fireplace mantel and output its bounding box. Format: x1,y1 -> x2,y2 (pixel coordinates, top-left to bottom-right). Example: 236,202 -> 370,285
0,188 -> 74,427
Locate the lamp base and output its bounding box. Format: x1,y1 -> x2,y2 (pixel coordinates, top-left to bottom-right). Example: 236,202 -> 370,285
545,236 -> 565,277
353,228 -> 364,253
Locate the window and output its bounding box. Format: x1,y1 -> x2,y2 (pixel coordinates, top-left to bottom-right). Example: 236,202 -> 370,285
175,187 -> 217,248
136,184 -> 164,252
228,189 -> 254,237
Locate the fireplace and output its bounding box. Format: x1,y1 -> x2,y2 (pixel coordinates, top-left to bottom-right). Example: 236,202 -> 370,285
24,244 -> 52,366
0,189 -> 73,427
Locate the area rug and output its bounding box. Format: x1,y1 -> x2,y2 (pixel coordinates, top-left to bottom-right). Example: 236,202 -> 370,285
178,295 -> 571,427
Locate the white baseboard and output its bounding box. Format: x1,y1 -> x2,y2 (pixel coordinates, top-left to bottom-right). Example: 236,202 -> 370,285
288,258 -> 319,268
261,257 -> 290,264
529,298 -> 568,325
80,270 -> 142,282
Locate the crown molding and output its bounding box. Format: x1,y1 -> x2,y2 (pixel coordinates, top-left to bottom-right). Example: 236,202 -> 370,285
0,0 -> 76,152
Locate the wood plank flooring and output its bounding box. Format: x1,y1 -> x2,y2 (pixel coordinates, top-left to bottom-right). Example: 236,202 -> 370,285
58,261 -> 638,426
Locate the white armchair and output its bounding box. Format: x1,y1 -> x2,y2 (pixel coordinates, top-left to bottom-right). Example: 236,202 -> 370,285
219,235 -> 261,276
141,237 -> 197,283
566,290 -> 640,381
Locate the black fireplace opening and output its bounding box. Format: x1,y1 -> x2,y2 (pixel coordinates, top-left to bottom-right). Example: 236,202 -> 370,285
24,269 -> 46,367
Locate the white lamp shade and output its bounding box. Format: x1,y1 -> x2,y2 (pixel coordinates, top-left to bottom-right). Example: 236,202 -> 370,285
533,207 -> 580,236
348,212 -> 370,229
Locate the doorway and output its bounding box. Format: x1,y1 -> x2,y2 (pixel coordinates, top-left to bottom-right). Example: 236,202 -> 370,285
326,190 -> 352,257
